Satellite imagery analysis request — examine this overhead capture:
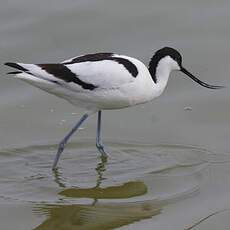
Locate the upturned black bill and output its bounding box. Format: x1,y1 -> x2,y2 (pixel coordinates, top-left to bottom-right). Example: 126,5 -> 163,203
181,67 -> 224,89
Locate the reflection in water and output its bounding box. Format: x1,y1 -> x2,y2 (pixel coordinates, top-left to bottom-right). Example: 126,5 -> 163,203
34,201 -> 161,230
0,141 -> 210,229
95,156 -> 107,188
58,155 -> 146,199
59,181 -> 147,199
53,168 -> 66,188
52,154 -> 108,190
55,155 -> 147,200
35,155 -> 154,230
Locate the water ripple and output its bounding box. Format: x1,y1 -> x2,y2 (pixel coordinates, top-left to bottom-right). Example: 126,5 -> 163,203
0,139 -> 216,204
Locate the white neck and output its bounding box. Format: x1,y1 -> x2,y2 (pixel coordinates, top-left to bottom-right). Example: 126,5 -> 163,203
153,56 -> 177,97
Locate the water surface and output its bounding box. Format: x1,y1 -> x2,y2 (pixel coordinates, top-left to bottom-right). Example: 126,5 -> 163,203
1,0 -> 230,229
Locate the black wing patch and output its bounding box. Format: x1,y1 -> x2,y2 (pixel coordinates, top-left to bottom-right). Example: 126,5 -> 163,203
113,58 -> 138,77
5,62 -> 28,72
7,71 -> 23,75
5,52 -> 139,90
4,62 -> 97,90
38,64 -> 97,90
64,53 -> 114,63
64,53 -> 138,77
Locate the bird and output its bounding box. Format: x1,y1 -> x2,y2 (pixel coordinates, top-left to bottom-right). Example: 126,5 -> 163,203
5,47 -> 224,170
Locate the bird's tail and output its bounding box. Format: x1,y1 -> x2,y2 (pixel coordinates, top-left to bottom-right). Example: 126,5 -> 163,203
4,62 -> 58,90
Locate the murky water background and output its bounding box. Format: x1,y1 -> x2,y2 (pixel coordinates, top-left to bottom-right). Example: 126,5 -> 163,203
1,0 -> 230,229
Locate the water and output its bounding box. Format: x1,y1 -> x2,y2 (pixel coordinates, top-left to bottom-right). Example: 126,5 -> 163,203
1,0 -> 230,229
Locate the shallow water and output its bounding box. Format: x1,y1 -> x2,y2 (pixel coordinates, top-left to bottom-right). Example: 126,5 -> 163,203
1,0 -> 230,229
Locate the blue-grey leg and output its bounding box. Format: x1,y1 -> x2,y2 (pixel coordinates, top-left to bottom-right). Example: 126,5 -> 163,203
52,113 -> 89,170
96,111 -> 108,158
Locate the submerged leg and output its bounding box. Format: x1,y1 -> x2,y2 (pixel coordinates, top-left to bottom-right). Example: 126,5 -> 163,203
96,111 -> 108,158
52,113 -> 89,170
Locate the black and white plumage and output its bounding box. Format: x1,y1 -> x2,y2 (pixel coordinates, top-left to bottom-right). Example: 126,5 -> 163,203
6,52 -> 152,110
5,47 -> 224,169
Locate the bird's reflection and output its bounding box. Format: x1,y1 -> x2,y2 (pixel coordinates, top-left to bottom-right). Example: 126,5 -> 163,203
52,167 -> 66,188
33,155 -> 160,230
54,155 -> 147,201
95,155 -> 107,188
93,155 -> 107,205
34,200 -> 161,230
52,154 -> 108,190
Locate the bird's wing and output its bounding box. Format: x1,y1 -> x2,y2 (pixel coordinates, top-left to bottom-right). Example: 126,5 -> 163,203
5,53 -> 139,92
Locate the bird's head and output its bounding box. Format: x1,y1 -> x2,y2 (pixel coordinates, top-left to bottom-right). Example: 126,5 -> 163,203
149,47 -> 224,89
